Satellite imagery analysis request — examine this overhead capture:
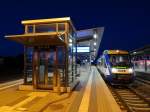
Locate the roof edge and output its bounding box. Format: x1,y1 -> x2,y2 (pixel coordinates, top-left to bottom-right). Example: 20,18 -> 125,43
21,17 -> 71,25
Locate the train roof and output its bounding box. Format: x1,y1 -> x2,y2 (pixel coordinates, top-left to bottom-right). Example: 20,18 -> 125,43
103,50 -> 129,55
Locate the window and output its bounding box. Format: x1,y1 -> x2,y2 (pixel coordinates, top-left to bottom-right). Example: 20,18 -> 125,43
27,25 -> 34,33
109,54 -> 131,67
35,24 -> 56,33
58,23 -> 65,32
25,47 -> 33,84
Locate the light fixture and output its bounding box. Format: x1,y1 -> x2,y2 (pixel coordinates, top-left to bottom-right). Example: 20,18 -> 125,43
116,50 -> 119,53
94,42 -> 96,46
93,34 -> 97,39
69,43 -> 72,46
111,68 -> 117,73
128,68 -> 133,73
69,39 -> 72,43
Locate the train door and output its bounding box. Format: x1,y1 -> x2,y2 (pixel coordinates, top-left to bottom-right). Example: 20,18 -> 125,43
103,57 -> 110,75
103,59 -> 107,74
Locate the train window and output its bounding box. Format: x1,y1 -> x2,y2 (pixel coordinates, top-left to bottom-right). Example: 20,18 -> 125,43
109,55 -> 131,67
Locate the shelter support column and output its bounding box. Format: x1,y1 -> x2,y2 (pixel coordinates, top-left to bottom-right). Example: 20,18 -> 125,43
24,46 -> 27,84
53,47 -> 61,92
32,47 -> 39,88
65,47 -> 69,86
44,50 -> 49,85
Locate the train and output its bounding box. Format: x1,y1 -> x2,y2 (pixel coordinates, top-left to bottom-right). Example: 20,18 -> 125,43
97,50 -> 134,85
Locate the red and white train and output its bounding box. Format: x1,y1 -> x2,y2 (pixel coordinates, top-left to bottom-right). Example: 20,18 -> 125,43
130,45 -> 150,76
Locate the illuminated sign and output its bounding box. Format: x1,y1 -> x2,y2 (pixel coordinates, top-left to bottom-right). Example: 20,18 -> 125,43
73,47 -> 90,53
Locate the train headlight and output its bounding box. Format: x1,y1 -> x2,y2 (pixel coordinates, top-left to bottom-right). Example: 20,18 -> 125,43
111,68 -> 117,73
128,68 -> 133,73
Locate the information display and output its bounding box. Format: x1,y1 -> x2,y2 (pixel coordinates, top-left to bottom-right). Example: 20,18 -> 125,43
73,47 -> 90,53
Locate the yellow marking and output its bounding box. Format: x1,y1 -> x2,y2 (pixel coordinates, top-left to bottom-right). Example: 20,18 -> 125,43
78,69 -> 93,112
11,95 -> 37,110
0,79 -> 23,91
0,92 -> 49,112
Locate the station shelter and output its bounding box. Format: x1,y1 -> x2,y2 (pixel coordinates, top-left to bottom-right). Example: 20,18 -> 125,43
5,17 -> 78,92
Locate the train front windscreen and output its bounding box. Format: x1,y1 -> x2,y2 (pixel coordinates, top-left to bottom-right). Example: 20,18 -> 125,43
109,54 -> 131,67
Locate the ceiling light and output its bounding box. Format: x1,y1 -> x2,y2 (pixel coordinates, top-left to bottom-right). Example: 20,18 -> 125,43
93,34 -> 97,39
69,39 -> 72,43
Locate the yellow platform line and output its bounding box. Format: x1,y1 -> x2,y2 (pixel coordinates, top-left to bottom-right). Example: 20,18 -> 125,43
78,69 -> 93,112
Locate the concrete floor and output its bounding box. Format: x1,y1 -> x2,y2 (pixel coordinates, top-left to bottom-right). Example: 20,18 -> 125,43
0,65 -> 121,112
0,66 -> 89,112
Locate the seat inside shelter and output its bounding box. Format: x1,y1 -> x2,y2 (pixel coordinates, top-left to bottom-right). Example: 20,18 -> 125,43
5,17 -> 78,92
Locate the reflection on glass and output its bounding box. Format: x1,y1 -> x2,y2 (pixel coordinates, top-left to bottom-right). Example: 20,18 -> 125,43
48,49 -> 55,85
109,55 -> 131,67
39,52 -> 45,84
58,23 -> 65,32
27,25 -> 33,33
25,47 -> 33,84
39,65 -> 45,84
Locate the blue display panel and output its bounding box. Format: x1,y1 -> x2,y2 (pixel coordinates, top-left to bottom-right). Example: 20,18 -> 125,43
73,47 -> 90,53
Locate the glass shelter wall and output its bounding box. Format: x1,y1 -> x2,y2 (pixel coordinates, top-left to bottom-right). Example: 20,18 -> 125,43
68,26 -> 77,86
23,21 -> 77,90
24,47 -> 33,84
6,17 -> 78,92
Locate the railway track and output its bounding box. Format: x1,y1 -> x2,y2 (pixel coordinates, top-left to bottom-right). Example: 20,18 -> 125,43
97,67 -> 150,111
109,86 -> 150,112
135,77 -> 150,86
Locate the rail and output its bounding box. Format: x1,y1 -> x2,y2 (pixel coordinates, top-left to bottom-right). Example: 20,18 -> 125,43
109,86 -> 150,112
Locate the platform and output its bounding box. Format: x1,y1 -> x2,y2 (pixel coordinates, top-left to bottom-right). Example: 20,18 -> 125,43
0,66 -> 121,112
66,66 -> 121,112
